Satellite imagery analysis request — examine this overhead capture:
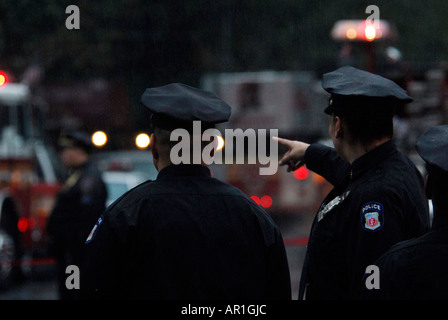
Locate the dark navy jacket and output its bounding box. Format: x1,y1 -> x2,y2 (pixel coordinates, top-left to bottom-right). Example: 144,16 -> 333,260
80,164 -> 291,299
360,215 -> 448,299
299,141 -> 429,299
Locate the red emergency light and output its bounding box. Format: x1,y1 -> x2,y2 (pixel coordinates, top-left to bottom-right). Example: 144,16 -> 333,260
330,20 -> 398,42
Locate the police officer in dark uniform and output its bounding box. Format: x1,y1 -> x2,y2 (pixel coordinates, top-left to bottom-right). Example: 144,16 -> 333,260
80,83 -> 291,299
275,66 -> 430,299
360,125 -> 448,299
47,130 -> 107,299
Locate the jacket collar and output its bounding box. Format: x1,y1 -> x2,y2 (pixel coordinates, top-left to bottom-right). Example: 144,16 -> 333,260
156,164 -> 211,180
350,140 -> 398,181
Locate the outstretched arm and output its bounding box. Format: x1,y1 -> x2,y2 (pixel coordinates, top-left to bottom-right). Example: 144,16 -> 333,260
273,137 -> 350,187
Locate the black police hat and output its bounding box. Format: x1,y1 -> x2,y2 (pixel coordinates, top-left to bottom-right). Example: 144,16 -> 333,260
58,130 -> 93,152
416,125 -> 448,172
322,66 -> 413,115
140,83 -> 231,132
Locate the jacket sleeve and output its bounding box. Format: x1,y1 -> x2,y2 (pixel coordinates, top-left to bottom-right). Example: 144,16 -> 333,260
80,213 -> 124,299
305,143 -> 350,187
346,188 -> 406,298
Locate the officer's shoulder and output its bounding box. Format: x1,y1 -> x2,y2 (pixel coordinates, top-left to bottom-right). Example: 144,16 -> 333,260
353,178 -> 397,201
379,231 -> 439,262
374,238 -> 427,275
373,237 -> 418,270
206,177 -> 275,219
210,177 -> 247,195
362,156 -> 414,194
105,179 -> 154,213
377,152 -> 425,197
211,177 -> 261,203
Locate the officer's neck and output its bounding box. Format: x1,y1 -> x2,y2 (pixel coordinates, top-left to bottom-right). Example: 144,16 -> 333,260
155,158 -> 171,172
155,157 -> 209,172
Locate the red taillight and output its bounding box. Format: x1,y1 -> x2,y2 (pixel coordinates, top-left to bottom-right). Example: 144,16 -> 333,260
294,166 -> 309,180
260,195 -> 272,208
251,195 -> 272,208
17,217 -> 29,232
17,217 -> 36,233
250,195 -> 261,205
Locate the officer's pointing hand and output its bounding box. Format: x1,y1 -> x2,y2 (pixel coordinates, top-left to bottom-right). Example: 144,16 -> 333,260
273,137 -> 310,172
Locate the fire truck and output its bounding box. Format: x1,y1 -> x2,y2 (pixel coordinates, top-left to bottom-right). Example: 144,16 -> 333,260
0,73 -> 62,286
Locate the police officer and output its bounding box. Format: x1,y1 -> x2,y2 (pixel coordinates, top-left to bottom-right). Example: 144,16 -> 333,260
47,130 -> 107,299
275,66 -> 430,299
360,125 -> 448,299
80,83 -> 291,299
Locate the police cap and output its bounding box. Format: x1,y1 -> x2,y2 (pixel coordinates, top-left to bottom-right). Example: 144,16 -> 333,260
416,125 -> 448,173
140,83 -> 231,132
322,66 -> 413,115
58,130 -> 93,152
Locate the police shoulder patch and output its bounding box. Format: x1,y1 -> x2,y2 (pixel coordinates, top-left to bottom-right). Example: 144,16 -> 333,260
85,214 -> 104,244
360,202 -> 384,231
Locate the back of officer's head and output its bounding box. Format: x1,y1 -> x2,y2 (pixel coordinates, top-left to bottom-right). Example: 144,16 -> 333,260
416,125 -> 448,213
140,83 -> 231,169
151,126 -> 175,159
150,121 -> 213,165
331,96 -> 396,145
424,165 -> 448,224
425,165 -> 448,204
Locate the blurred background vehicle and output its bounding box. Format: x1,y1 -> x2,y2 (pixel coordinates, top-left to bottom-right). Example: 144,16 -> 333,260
91,150 -> 158,206
102,171 -> 149,207
0,81 -> 64,288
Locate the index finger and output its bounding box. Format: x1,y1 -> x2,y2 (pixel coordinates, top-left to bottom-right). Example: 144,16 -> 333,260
272,136 -> 293,148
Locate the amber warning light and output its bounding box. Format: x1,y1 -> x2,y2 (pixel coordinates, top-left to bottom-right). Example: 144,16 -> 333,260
0,71 -> 8,87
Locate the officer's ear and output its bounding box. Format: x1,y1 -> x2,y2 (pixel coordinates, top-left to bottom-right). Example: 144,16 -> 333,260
150,133 -> 159,161
333,115 -> 344,139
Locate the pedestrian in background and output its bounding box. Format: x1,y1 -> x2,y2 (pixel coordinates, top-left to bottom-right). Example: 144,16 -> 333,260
47,130 -> 107,299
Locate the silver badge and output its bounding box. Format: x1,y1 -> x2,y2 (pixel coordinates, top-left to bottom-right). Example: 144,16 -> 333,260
317,190 -> 350,222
